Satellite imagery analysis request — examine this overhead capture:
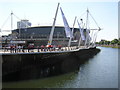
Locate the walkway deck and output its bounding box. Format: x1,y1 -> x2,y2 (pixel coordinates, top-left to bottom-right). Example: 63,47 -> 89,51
0,46 -> 87,55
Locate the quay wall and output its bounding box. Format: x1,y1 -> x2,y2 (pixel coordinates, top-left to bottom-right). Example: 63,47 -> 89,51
2,48 -> 100,82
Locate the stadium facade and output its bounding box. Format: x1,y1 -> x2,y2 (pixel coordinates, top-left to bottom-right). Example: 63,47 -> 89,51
10,26 -> 82,47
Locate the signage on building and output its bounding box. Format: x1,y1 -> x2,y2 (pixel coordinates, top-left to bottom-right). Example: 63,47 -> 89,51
10,41 -> 26,44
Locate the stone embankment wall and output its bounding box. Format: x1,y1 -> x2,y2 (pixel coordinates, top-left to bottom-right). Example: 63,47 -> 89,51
2,48 -> 100,82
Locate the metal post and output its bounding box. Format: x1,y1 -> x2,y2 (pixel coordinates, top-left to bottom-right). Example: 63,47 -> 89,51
68,16 -> 77,47
84,9 -> 89,47
78,19 -> 84,48
78,36 -> 82,47
11,11 -> 13,34
93,31 -> 98,47
48,3 -> 60,45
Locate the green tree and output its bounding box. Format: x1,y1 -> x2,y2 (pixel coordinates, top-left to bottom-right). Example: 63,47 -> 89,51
104,40 -> 110,45
118,41 -> 120,45
107,41 -> 111,45
111,39 -> 119,45
99,39 -> 106,45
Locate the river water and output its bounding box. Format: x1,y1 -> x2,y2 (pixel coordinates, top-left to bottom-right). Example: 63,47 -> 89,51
3,47 -> 118,88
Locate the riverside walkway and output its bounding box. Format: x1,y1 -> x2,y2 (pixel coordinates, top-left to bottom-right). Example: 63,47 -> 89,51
0,46 -> 87,55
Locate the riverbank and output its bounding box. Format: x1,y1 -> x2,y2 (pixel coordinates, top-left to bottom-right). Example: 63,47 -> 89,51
99,45 -> 120,49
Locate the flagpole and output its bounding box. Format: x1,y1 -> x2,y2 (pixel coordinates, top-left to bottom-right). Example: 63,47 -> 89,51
68,16 -> 77,47
48,3 -> 60,45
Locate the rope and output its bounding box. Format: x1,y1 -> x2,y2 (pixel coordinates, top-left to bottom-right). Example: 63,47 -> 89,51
77,11 -> 86,21
1,14 -> 11,29
13,13 -> 21,21
89,12 -> 100,29
13,13 -> 31,28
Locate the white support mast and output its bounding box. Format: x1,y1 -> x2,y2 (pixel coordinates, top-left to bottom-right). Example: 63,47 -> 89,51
11,11 -> 13,34
78,36 -> 82,48
78,19 -> 84,47
68,16 -> 77,47
48,3 -> 60,45
92,30 -> 99,47
84,9 -> 89,47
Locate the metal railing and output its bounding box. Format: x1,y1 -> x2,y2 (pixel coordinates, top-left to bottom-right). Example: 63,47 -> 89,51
0,46 -> 87,54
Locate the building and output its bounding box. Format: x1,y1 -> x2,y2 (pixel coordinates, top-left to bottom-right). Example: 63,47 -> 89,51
17,19 -> 31,29
2,26 -> 87,47
12,26 -> 80,39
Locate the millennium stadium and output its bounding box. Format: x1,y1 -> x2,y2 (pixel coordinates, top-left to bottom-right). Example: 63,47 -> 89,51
2,25 -> 83,47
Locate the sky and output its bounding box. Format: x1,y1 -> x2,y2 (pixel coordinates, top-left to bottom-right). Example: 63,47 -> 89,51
0,0 -> 119,42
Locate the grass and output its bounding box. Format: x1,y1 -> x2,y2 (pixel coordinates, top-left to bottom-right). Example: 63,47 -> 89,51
100,45 -> 120,49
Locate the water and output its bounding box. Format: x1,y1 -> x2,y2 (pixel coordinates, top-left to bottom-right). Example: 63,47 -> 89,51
3,47 -> 118,88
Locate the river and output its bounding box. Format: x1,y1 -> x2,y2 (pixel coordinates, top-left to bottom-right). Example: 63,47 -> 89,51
2,47 -> 118,88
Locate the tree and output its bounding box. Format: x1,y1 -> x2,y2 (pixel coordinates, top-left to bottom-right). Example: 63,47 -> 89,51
111,39 -> 119,45
97,38 -> 120,46
118,41 -> 120,45
99,39 -> 106,45
104,40 -> 110,45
